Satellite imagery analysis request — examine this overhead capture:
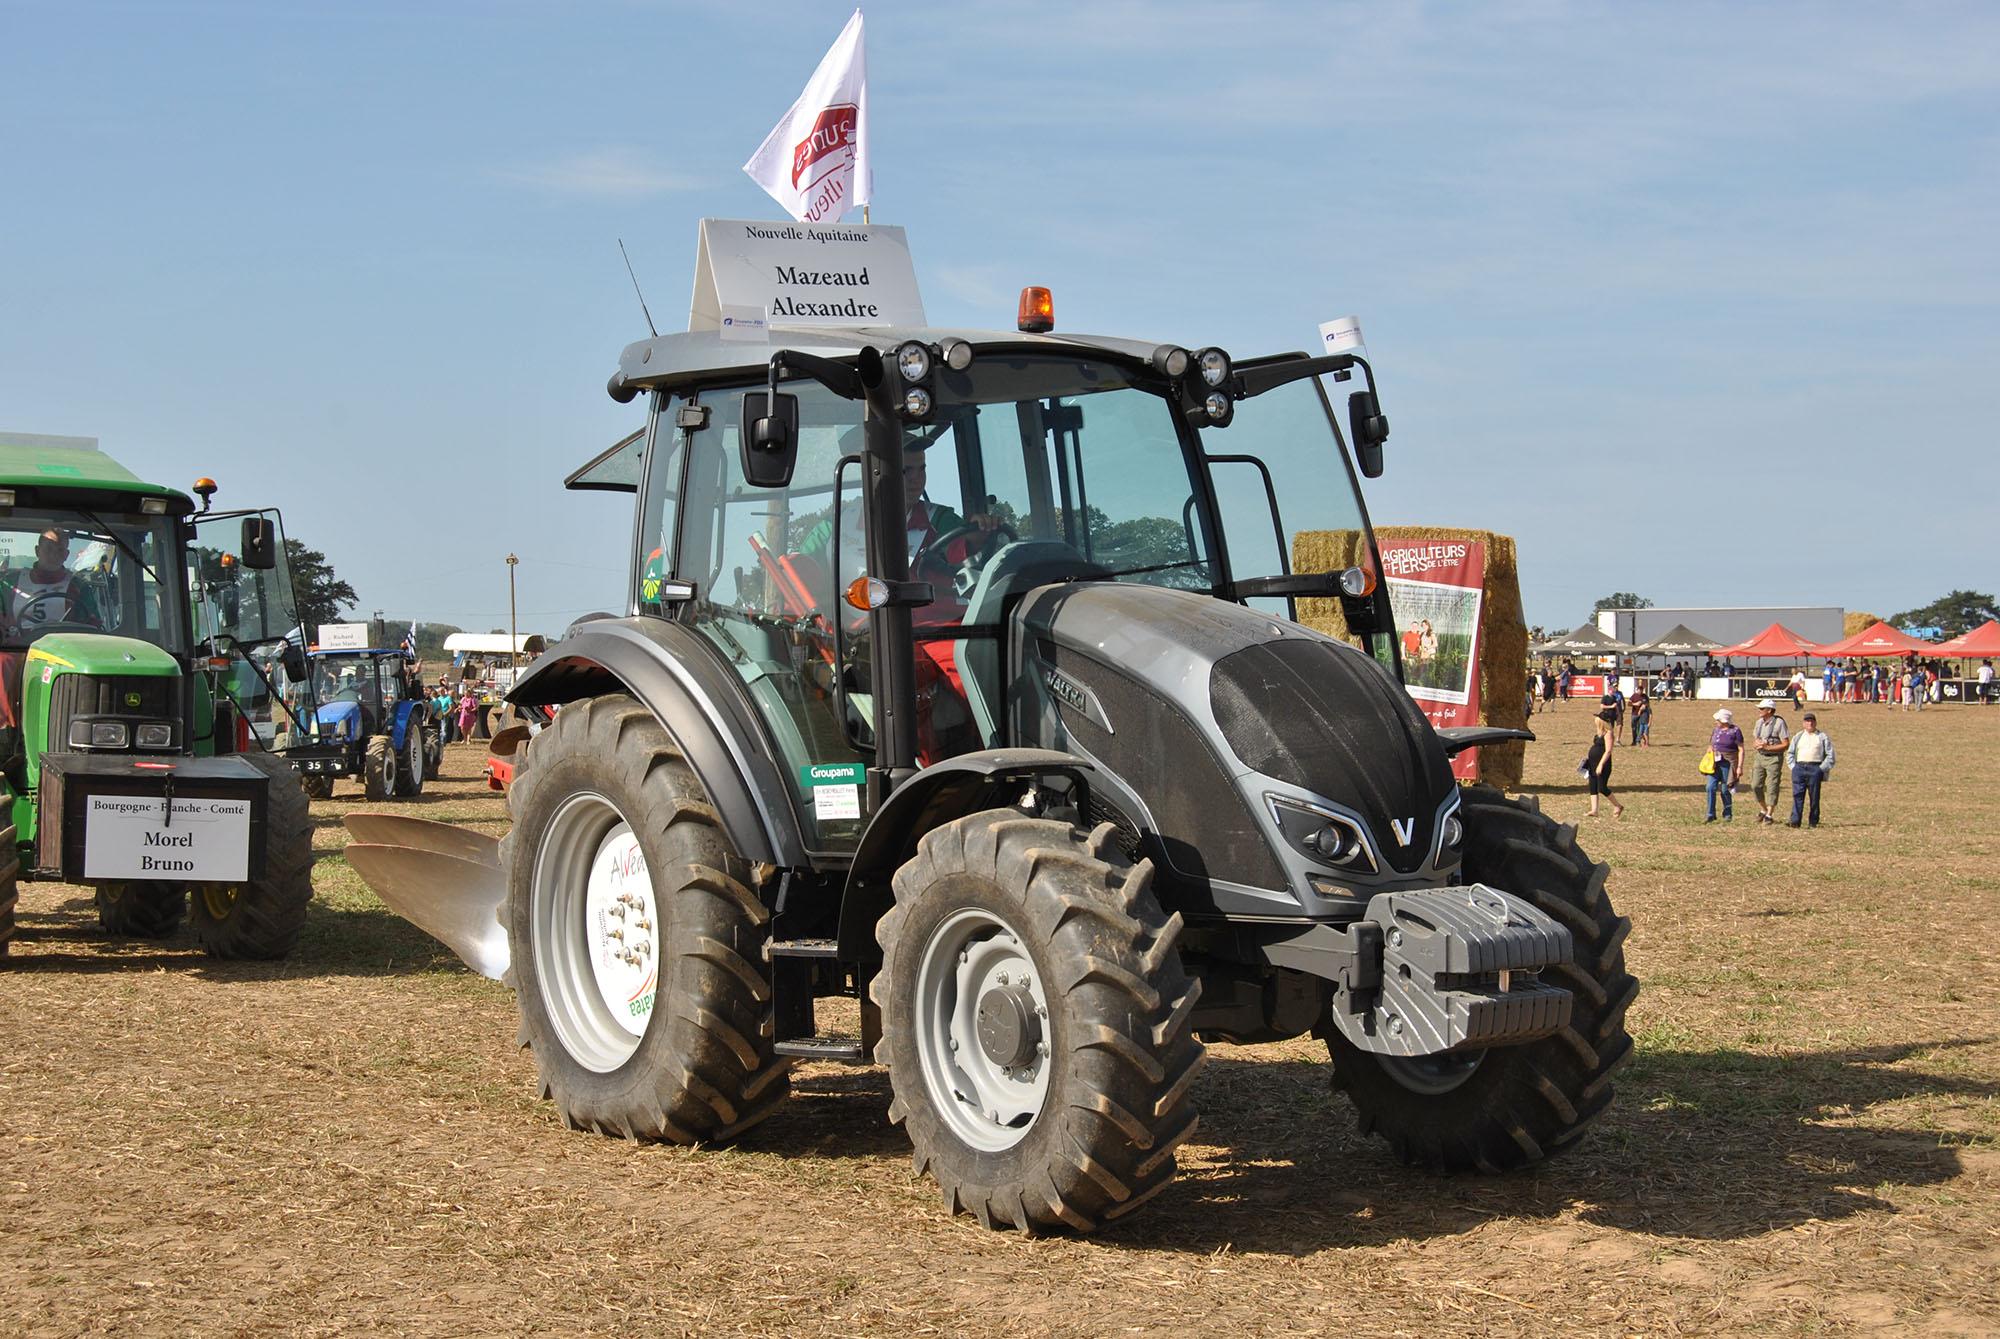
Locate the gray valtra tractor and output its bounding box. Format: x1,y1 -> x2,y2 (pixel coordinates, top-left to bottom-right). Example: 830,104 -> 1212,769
347,291 -> 1635,1233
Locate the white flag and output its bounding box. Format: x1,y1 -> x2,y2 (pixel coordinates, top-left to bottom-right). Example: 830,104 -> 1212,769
742,9 -> 870,224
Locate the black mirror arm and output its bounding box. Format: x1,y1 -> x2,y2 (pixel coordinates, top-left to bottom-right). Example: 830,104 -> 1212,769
1231,352 -> 1357,400
769,349 -> 867,400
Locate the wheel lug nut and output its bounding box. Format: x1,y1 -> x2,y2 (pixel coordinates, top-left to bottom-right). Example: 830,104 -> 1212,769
996,971 -> 1009,986
949,1039 -> 959,1052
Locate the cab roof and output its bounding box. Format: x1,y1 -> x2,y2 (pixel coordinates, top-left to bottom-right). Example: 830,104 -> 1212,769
613,323 -> 1171,396
0,435 -> 192,508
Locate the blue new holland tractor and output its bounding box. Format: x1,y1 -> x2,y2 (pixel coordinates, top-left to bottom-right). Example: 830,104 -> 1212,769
288,648 -> 439,799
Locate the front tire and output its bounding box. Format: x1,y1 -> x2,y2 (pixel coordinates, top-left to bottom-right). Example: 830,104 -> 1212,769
393,723 -> 425,797
95,882 -> 187,937
189,751 -> 315,960
502,694 -> 789,1142
363,734 -> 396,800
1328,786 -> 1637,1170
873,810 -> 1205,1233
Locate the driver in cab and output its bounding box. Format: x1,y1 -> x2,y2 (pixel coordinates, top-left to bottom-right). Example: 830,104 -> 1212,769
1,528 -> 103,637
798,439 -> 999,618
0,527 -> 104,734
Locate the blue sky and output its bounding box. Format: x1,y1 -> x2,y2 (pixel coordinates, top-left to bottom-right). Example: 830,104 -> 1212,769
3,1 -> 1993,635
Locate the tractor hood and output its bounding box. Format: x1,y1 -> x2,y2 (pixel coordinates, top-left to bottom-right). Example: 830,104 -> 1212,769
1015,583 -> 1458,908
316,701 -> 362,741
26,633 -> 181,679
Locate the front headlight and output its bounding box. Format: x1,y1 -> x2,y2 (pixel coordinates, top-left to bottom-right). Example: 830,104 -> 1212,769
135,722 -> 174,750
91,721 -> 130,748
1442,813 -> 1464,848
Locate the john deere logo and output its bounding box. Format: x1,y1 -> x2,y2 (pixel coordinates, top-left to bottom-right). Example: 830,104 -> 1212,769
124,692 -> 143,708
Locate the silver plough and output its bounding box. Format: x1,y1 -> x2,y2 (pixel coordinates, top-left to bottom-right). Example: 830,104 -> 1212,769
342,813 -> 509,980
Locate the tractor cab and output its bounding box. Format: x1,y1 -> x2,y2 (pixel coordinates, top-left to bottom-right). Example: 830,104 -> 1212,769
590,326 -> 1400,859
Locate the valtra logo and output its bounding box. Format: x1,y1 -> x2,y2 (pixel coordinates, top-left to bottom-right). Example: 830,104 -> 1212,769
792,103 -> 857,189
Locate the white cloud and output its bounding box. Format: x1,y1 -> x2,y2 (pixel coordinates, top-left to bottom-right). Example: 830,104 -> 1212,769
492,148 -> 700,198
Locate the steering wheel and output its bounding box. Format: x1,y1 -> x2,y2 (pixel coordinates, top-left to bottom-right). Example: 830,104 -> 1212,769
910,520 -> 1018,596
12,589 -> 96,634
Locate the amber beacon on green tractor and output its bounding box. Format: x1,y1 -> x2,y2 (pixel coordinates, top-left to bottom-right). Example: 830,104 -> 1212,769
0,434 -> 317,962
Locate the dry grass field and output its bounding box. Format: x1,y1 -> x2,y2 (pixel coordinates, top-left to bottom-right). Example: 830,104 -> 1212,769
4,698 -> 1997,1337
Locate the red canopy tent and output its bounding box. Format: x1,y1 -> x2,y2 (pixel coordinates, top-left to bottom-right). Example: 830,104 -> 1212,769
1713,622 -> 1824,658
1814,620 -> 1929,658
1933,619 -> 2000,657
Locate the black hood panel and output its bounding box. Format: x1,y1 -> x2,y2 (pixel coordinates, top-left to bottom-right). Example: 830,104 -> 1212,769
1210,639 -> 1454,873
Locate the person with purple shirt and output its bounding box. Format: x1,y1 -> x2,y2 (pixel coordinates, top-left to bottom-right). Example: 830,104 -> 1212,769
1705,707 -> 1745,823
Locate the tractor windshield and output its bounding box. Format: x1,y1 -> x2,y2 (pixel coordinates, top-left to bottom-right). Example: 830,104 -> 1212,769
0,510 -> 185,654
1197,368 -> 1381,618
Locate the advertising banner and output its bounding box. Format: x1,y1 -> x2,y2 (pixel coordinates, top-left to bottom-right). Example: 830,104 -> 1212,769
1377,539 -> 1486,779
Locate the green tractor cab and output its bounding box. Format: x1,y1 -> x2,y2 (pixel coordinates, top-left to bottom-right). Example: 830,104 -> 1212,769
0,434 -> 317,961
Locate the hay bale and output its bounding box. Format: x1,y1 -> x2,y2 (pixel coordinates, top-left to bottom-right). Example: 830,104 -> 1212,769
1292,527 -> 1527,791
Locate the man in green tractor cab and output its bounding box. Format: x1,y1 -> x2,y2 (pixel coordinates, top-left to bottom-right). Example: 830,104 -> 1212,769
0,527 -> 107,780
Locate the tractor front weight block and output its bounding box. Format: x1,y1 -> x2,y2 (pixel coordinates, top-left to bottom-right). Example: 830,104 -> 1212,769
1290,885 -> 1574,1059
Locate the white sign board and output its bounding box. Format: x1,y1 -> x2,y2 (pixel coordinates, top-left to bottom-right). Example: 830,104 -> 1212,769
318,622 -> 371,650
84,794 -> 252,882
690,218 -> 923,333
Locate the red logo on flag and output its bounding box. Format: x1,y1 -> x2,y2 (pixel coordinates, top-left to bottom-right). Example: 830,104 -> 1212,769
792,103 -> 857,189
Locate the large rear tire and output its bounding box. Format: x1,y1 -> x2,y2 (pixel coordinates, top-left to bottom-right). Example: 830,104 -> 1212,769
502,694 -> 789,1142
95,882 -> 187,937
872,810 -> 1205,1233
1328,787 -> 1636,1170
189,751 -> 315,960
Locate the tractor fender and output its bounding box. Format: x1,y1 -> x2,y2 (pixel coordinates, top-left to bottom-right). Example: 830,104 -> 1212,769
389,700 -> 418,751
835,749 -> 1095,959
507,618 -> 808,868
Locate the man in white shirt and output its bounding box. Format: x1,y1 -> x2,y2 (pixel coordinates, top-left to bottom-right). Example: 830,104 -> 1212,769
1784,712 -> 1836,828
1980,659 -> 1994,706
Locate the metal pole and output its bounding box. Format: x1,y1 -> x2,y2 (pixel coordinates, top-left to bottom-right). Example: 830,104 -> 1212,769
506,554 -> 519,677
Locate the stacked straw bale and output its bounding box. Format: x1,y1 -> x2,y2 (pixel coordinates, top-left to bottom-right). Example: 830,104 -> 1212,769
1292,526 -> 1527,791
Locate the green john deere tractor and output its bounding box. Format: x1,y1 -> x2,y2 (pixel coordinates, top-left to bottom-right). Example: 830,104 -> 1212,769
0,434 -> 317,961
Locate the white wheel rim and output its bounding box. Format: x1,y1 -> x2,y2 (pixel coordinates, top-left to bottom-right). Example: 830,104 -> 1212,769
406,728 -> 424,787
531,792 -> 660,1072
913,906 -> 1052,1152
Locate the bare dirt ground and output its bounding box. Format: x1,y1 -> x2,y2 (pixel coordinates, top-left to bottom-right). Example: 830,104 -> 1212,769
4,698 -> 1997,1337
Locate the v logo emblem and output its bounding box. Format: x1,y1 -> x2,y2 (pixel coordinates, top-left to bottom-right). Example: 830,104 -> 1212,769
1389,816 -> 1416,847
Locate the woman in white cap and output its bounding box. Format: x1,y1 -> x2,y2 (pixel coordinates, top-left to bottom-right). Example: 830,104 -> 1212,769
1705,707 -> 1745,822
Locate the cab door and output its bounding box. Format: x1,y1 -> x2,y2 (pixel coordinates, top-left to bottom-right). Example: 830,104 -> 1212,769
189,508 -> 312,750
637,384 -> 874,854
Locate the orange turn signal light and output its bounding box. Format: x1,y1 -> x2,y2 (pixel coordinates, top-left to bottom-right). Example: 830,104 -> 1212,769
193,477 -> 217,493
845,576 -> 874,611
1017,286 -> 1054,333
219,552 -> 236,568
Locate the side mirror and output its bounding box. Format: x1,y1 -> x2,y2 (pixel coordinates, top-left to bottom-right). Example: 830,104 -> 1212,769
1347,390 -> 1390,479
740,392 -> 801,488
220,588 -> 240,626
241,517 -> 278,570
281,642 -> 307,683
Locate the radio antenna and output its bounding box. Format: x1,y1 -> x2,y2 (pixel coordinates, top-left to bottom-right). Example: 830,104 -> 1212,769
618,238 -> 659,337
